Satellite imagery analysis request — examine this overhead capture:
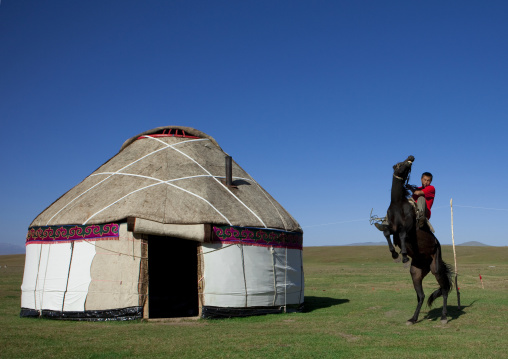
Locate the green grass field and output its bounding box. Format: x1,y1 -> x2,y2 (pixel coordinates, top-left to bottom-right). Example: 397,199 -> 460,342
1,246 -> 507,359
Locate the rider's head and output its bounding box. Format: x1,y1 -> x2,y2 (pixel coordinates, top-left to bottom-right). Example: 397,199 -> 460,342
421,172 -> 433,188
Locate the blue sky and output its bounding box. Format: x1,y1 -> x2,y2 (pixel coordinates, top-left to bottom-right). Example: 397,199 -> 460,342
1,1 -> 507,250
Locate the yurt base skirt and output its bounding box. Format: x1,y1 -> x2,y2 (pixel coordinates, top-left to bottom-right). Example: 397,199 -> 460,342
19,306 -> 143,321
201,304 -> 304,319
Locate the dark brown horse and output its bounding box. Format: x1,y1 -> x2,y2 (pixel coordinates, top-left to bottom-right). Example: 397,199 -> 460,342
377,155 -> 453,324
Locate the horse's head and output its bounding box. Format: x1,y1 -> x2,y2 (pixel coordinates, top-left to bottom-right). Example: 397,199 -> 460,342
392,155 -> 415,182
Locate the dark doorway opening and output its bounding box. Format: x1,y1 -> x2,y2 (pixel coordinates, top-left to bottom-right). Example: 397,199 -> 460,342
148,236 -> 198,318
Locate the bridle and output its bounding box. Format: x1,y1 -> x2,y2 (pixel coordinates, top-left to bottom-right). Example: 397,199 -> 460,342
393,161 -> 412,187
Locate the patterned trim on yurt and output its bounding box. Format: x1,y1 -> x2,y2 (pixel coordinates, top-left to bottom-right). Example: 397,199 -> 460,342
26,223 -> 119,245
212,225 -> 303,250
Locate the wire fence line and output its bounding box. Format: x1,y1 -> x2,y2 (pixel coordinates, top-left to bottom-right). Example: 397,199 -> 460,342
302,203 -> 508,229
446,205 -> 508,211
302,219 -> 367,229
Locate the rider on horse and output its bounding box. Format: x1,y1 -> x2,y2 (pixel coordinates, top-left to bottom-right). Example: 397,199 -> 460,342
407,172 -> 435,230
375,171 -> 435,232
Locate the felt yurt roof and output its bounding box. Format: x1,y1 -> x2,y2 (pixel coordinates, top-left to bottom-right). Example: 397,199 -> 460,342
31,126 -> 302,233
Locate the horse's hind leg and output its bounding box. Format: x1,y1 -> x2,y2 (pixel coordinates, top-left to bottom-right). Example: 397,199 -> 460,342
407,264 -> 429,325
441,291 -> 449,324
430,255 -> 450,324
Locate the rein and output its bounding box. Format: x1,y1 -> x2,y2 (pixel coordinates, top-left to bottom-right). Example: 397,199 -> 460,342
393,163 -> 412,187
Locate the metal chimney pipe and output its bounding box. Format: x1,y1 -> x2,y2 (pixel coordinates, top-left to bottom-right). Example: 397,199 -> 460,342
225,155 -> 233,186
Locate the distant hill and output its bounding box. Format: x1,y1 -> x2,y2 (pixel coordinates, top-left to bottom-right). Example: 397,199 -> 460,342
0,243 -> 25,255
458,241 -> 490,247
343,241 -> 386,246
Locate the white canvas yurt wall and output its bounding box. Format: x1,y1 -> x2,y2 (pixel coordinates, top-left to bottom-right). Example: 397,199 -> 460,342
199,226 -> 303,318
22,223 -> 144,320
21,127 -> 304,320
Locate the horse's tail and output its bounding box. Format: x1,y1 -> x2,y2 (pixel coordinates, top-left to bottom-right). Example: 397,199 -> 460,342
427,242 -> 453,308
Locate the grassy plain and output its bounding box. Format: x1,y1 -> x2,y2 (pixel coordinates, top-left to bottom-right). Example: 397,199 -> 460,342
1,246 -> 507,359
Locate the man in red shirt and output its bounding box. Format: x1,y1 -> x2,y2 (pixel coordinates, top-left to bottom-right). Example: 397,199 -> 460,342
408,172 -> 435,229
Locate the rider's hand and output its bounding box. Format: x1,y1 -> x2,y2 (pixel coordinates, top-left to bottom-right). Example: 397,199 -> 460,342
405,184 -> 416,192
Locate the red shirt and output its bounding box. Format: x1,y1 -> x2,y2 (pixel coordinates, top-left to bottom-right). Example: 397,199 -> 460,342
413,185 -> 435,218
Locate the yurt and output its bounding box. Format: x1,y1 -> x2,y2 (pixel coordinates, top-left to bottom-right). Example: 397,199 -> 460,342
20,126 -> 304,320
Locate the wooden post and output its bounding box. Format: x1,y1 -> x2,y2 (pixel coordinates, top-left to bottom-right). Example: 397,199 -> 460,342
450,198 -> 461,309
197,244 -> 204,318
140,236 -> 149,319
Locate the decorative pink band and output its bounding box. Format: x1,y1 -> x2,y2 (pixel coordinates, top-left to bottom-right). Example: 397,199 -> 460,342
26,223 -> 119,245
212,226 -> 303,250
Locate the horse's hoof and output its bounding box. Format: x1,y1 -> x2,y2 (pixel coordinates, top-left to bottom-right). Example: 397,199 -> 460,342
402,257 -> 409,264
391,251 -> 399,259
406,320 -> 415,326
441,319 -> 448,325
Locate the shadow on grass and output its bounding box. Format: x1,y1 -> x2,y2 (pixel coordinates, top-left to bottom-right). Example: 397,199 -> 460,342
303,296 -> 350,312
424,300 -> 476,322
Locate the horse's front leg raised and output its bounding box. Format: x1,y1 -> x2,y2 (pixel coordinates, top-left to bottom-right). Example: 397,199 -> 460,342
382,231 -> 399,261
399,231 -> 409,263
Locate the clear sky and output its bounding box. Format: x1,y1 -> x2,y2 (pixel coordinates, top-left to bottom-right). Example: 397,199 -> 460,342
1,1 -> 507,249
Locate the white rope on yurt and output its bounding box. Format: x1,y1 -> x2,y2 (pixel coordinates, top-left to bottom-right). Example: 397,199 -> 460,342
33,243 -> 43,316
271,246 -> 277,306
284,246 -> 287,313
199,243 -> 236,255
83,182 -> 161,224
76,239 -> 238,261
148,182 -> 232,225
82,136 -> 270,227
77,238 -> 147,259
83,180 -> 232,225
61,242 -> 74,312
244,173 -> 290,231
145,136 -> 268,228
45,142 -> 175,225
39,243 -> 52,312
299,249 -> 304,305
87,172 -> 234,225
91,172 -> 225,182
240,244 -> 248,307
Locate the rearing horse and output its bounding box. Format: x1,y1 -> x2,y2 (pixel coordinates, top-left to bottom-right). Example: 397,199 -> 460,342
381,155 -> 415,264
377,155 -> 453,324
